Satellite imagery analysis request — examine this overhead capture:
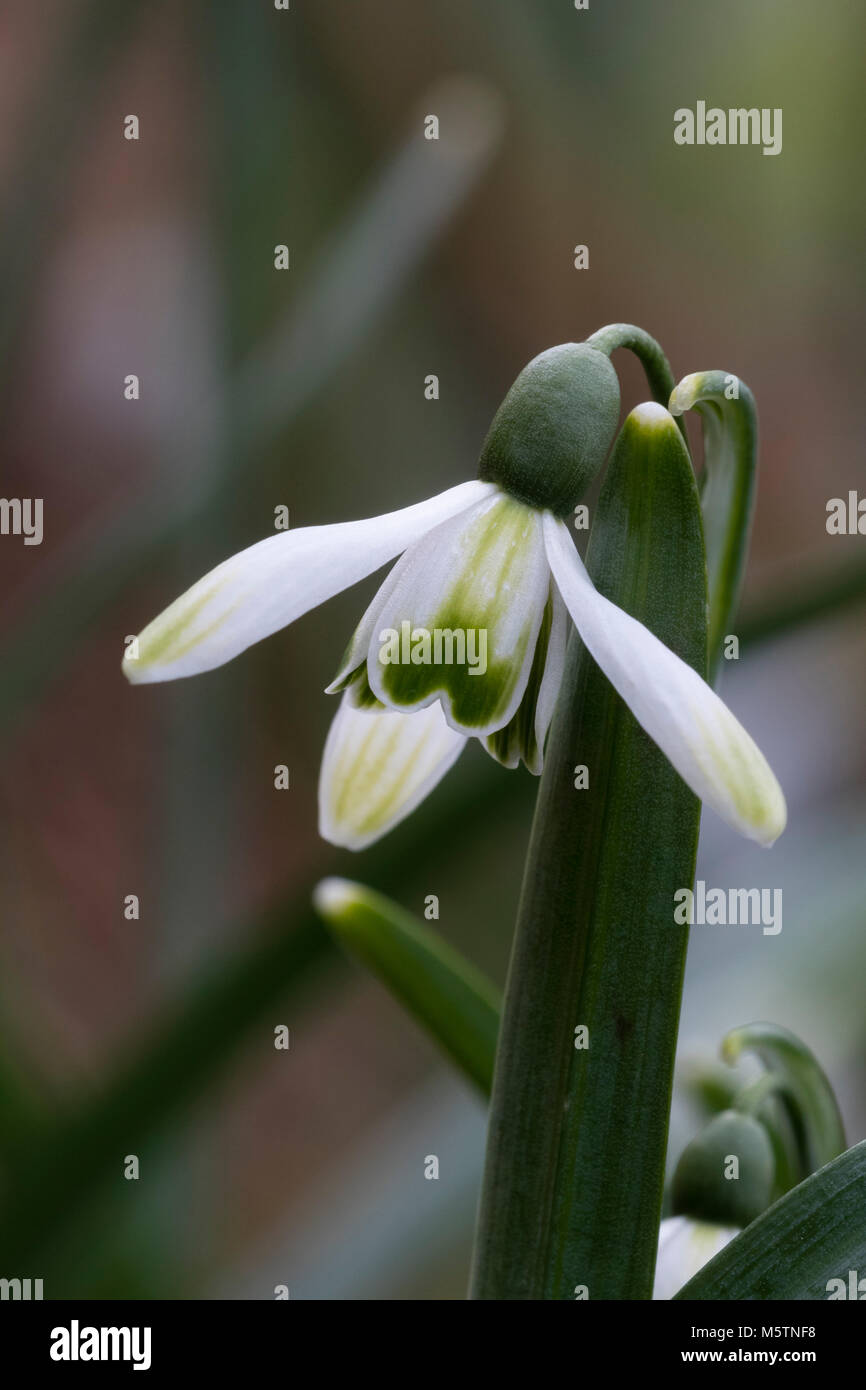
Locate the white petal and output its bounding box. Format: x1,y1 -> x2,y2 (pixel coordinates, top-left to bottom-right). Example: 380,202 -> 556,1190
367,491 -> 550,737
528,581 -> 569,770
325,544 -> 414,694
318,694 -> 466,850
483,581 -> 568,773
123,480 -> 495,683
653,1216 -> 740,1299
544,515 -> 787,846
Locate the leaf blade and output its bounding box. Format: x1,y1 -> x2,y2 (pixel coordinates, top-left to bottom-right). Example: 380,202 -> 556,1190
675,1140 -> 866,1300
314,878 -> 501,1095
669,371 -> 758,676
471,406 -> 708,1300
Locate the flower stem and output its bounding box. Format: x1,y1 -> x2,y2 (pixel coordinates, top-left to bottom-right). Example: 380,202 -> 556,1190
587,323 -> 680,420
470,408 -> 707,1300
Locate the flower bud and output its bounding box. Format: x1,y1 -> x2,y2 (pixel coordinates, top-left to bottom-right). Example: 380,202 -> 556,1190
478,343 -> 620,517
672,1109 -> 775,1228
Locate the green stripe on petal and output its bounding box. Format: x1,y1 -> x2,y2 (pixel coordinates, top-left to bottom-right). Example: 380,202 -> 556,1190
123,479 -> 494,684
318,691 -> 466,850
368,492 -> 549,737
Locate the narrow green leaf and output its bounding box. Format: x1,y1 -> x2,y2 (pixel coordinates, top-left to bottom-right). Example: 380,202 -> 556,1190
471,406 -> 707,1300
675,1140 -> 866,1300
314,878 -> 501,1095
669,372 -> 757,676
724,1022 -> 846,1184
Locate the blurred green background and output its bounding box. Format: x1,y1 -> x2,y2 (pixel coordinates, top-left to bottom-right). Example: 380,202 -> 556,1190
0,0 -> 864,1298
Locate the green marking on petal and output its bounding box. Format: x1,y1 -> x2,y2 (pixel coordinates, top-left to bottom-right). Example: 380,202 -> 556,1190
371,493 -> 548,735
331,720 -> 407,836
327,635 -> 362,694
378,606 -> 522,729
320,697 -> 463,847
346,669 -> 385,711
686,698 -> 787,845
127,581 -> 233,677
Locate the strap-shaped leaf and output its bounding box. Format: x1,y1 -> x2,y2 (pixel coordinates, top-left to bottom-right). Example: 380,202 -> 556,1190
675,1140 -> 866,1300
669,372 -> 757,676
471,406 -> 707,1300
724,1022 -> 846,1185
314,878 -> 501,1095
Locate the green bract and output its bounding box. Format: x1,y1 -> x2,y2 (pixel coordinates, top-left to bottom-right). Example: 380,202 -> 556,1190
477,343 -> 620,516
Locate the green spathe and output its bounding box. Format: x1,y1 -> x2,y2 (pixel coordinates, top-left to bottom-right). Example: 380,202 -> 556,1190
478,343 -> 620,516
672,1110 -> 776,1228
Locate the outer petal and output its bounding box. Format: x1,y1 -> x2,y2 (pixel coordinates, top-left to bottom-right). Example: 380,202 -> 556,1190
653,1216 -> 740,1300
544,514 -> 786,846
318,692 -> 466,850
123,480 -> 494,684
368,491 -> 550,737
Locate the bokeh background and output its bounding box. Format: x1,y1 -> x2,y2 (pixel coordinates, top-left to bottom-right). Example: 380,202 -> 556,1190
1,0 -> 864,1299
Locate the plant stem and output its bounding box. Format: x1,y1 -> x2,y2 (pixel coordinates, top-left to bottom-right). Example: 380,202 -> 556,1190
587,323 -> 680,422
470,409 -> 707,1300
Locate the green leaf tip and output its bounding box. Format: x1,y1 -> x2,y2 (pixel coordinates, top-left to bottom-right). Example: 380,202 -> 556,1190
312,878 -> 500,1095
722,1022 -> 846,1185
669,369 -> 758,674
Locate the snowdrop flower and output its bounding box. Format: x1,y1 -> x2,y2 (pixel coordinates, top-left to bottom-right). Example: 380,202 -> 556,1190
122,343 -> 786,850
652,1216 -> 740,1300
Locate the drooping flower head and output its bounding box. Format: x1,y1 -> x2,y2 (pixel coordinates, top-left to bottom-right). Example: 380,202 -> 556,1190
123,340 -> 786,850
